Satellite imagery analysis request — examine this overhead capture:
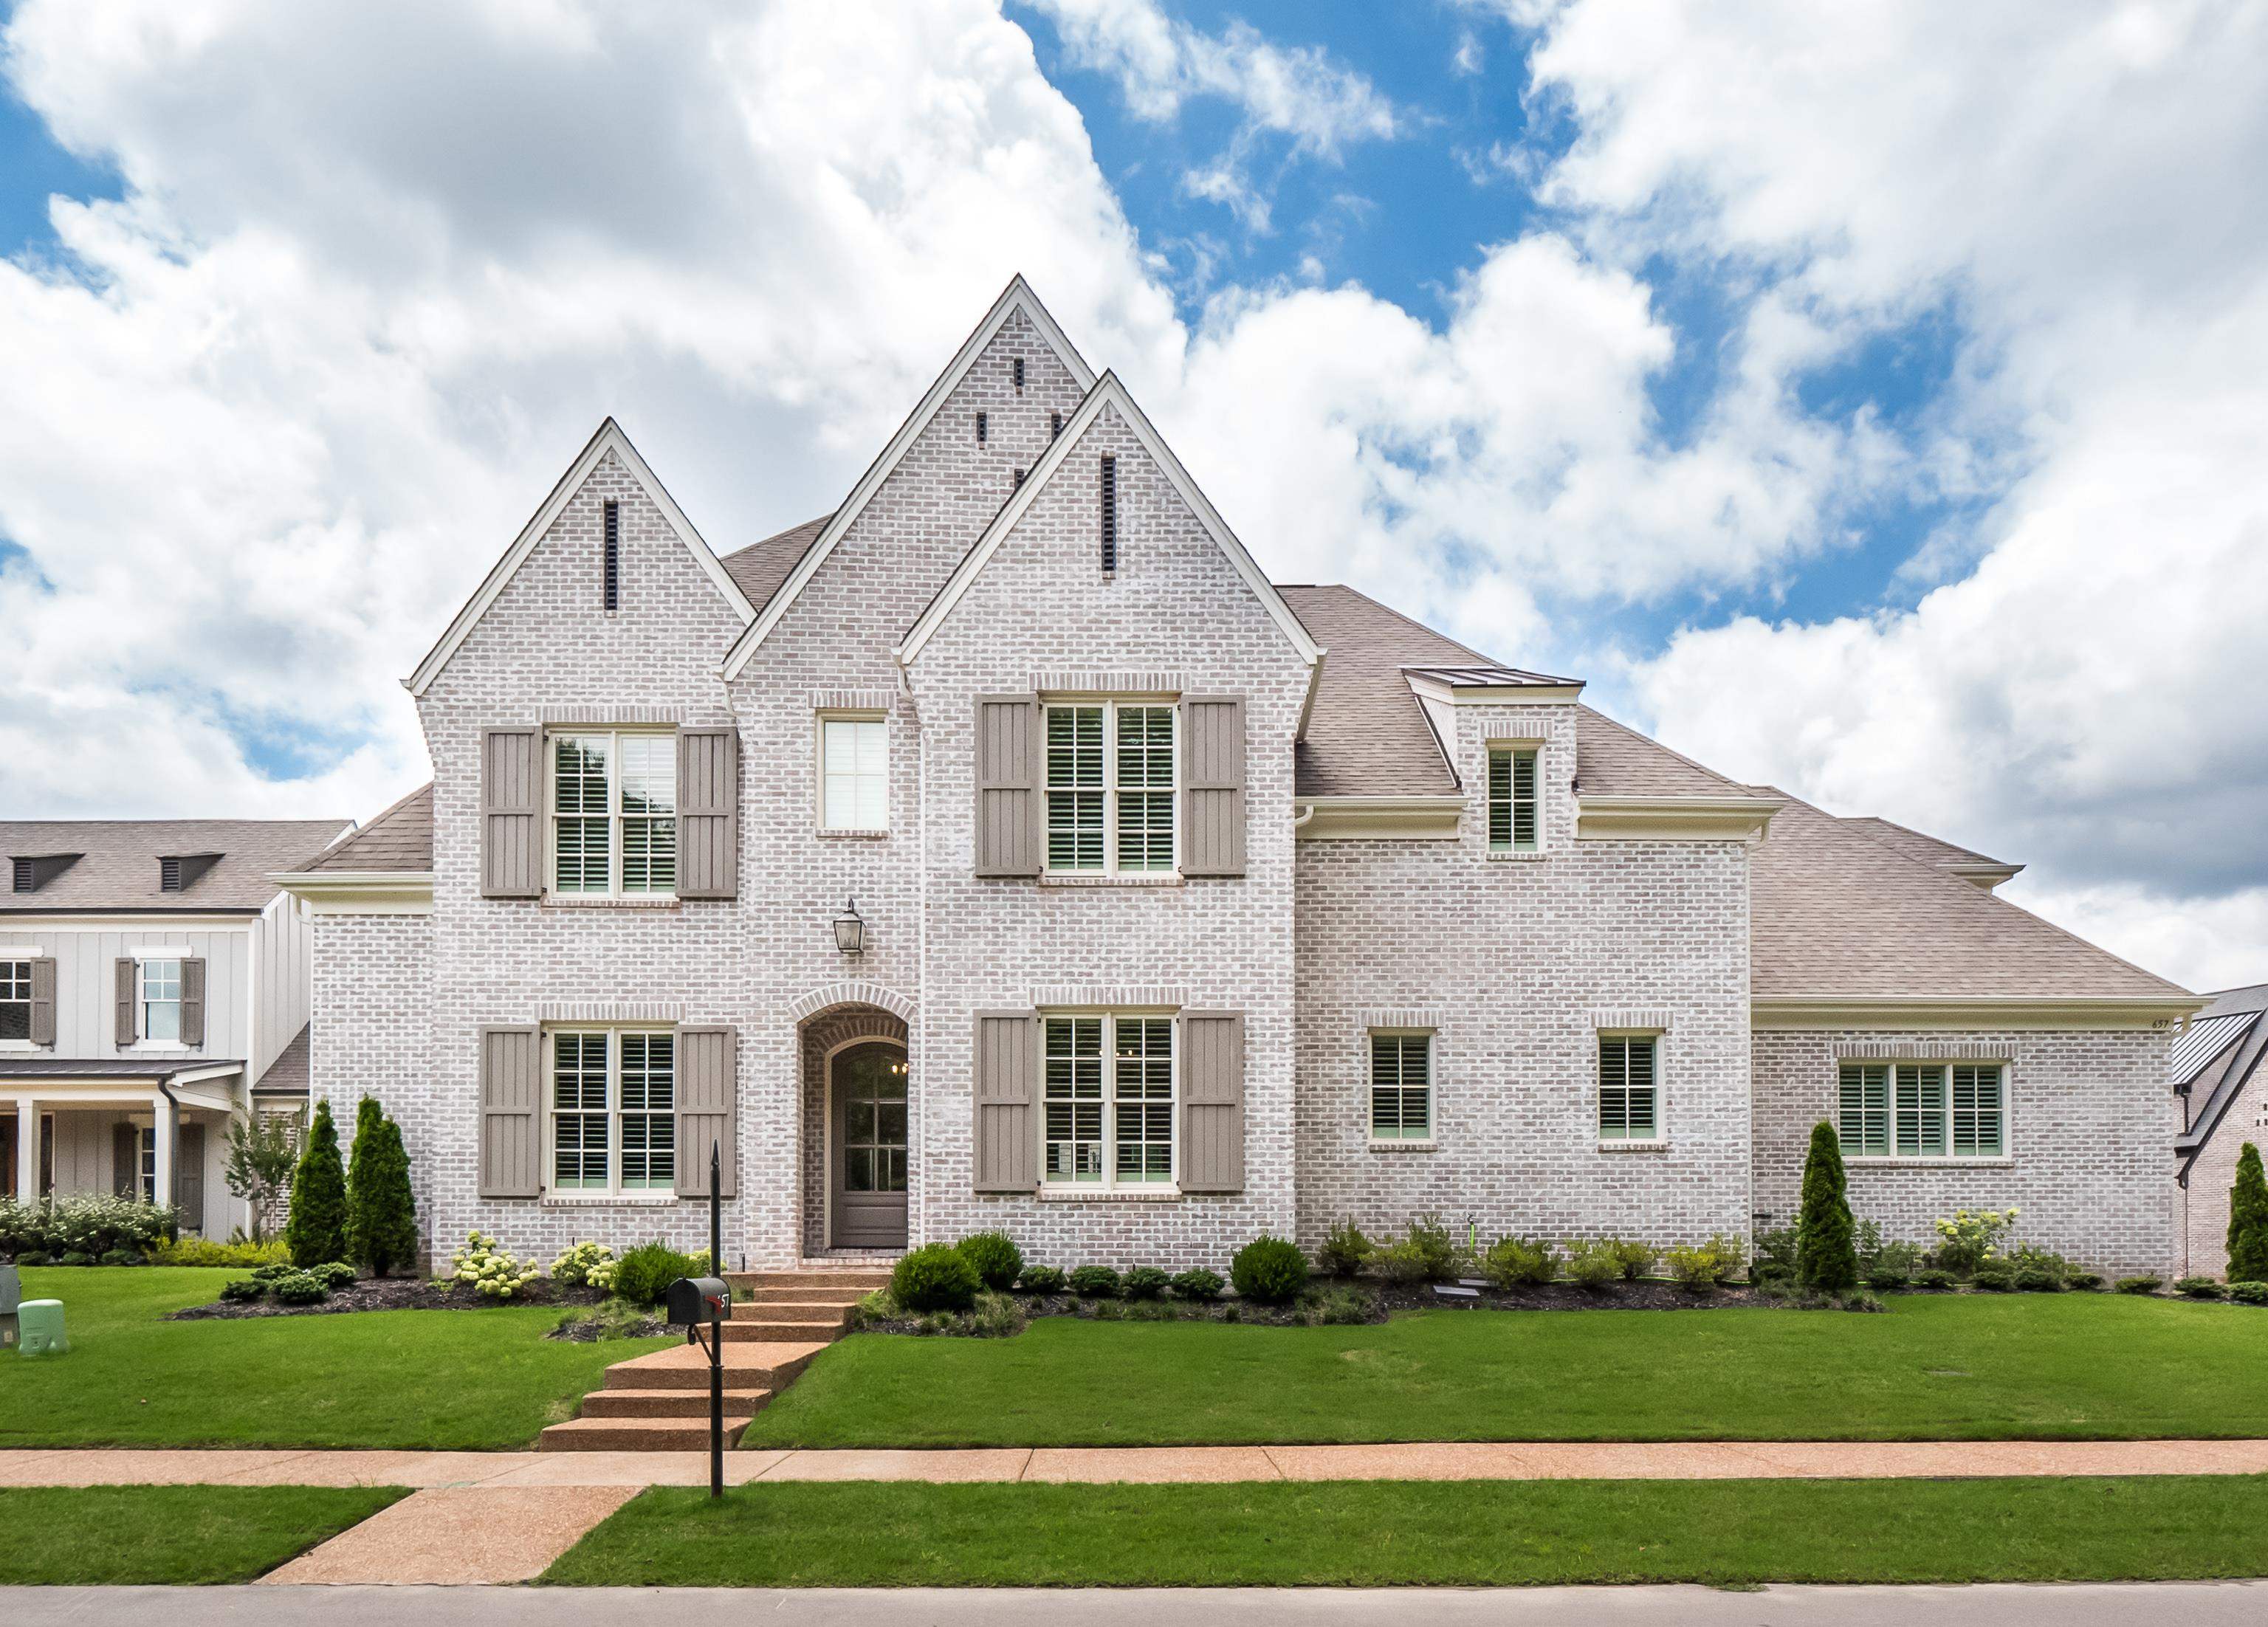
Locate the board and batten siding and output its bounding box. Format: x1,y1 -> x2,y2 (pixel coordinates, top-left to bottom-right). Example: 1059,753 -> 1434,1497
0,926 -> 250,1060
252,892 -> 317,1079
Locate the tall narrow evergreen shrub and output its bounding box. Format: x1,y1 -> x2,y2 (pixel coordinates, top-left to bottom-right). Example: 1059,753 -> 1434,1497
285,1098 -> 348,1267
2229,1142 -> 2268,1284
346,1098 -> 419,1278
1795,1119 -> 1858,1293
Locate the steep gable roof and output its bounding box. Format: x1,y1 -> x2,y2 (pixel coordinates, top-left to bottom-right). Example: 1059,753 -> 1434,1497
1,819 -> 351,912
406,419 -> 757,697
292,783 -> 433,873
720,276 -> 1097,681
722,512 -> 832,617
1277,584 -> 1480,797
896,371 -> 1322,673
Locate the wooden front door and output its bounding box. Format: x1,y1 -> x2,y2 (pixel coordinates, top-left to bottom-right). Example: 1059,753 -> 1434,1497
831,1041 -> 908,1249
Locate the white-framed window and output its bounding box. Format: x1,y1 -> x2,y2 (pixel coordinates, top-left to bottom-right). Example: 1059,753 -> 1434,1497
550,730 -> 676,896
0,960 -> 29,1043
140,957 -> 183,1045
1369,1031 -> 1432,1141
1045,701 -> 1176,873
1042,1011 -> 1175,1186
1839,1062 -> 2004,1158
1488,746 -> 1539,853
1598,1034 -> 1660,1141
549,1028 -> 677,1192
819,715 -> 888,830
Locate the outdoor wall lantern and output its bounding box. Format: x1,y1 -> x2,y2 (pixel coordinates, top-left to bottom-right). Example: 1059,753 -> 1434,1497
833,896 -> 866,957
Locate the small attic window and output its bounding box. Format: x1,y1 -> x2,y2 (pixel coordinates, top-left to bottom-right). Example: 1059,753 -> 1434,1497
160,857 -> 183,892
976,410 -> 988,445
602,501 -> 621,611
1012,357 -> 1025,391
10,858 -> 31,893
1099,453 -> 1118,574
1049,411 -> 1062,441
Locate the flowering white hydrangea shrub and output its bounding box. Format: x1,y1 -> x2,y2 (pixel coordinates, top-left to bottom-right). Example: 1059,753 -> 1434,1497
441,1231 -> 543,1299
550,1240 -> 619,1292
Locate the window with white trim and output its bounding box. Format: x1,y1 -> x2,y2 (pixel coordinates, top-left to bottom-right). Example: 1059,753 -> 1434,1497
550,1028 -> 676,1192
140,957 -> 183,1045
0,960 -> 28,1042
1840,1062 -> 2004,1158
1598,1035 -> 1660,1141
1042,1011 -> 1175,1186
819,716 -> 887,830
1370,1032 -> 1432,1140
551,730 -> 676,896
1045,701 -> 1176,873
1488,747 -> 1539,853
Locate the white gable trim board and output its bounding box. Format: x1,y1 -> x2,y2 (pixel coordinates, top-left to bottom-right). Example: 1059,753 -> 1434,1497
719,276 -> 1099,681
406,419 -> 757,698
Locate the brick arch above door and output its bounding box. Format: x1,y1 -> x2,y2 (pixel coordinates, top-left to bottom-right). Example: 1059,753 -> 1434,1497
787,981 -> 915,1025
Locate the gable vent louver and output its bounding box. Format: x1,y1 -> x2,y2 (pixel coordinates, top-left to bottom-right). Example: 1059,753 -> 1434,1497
160,857 -> 183,892
10,858 -> 31,893
1099,453 -> 1118,574
602,500 -> 621,611
976,410 -> 988,445
1049,410 -> 1062,441
1012,467 -> 1026,491
1012,357 -> 1025,390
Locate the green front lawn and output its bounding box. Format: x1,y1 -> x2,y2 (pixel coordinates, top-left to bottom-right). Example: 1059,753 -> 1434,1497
0,1267 -> 670,1449
747,1295 -> 2268,1448
0,1485 -> 405,1584
545,1476 -> 2268,1588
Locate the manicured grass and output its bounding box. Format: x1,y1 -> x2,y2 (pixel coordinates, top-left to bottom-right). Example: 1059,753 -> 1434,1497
0,1485 -> 405,1584
746,1295 -> 2268,1448
546,1475 -> 2268,1587
0,1268 -> 670,1449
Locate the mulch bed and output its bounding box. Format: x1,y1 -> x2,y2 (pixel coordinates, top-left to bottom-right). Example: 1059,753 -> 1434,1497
167,1276 -> 613,1321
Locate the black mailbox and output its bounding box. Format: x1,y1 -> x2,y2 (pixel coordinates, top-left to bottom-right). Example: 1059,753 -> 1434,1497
664,1276 -> 732,1327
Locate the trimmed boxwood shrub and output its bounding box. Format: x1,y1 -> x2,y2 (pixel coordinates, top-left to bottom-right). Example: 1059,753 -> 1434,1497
97,1248 -> 145,1267
1068,1265 -> 1121,1298
615,1242 -> 707,1308
2013,1268 -> 2065,1293
893,1243 -> 980,1313
1015,1265 -> 1066,1295
13,1251 -> 50,1268
2176,1276 -> 2228,1300
1970,1265 -> 2016,1292
309,1261 -> 358,1290
2066,1272 -> 2103,1292
2229,1280 -> 2268,1305
954,1231 -> 1024,1293
1866,1268 -> 1911,1291
269,1270 -> 328,1305
58,1251 -> 94,1267
1914,1268 -> 1956,1290
2115,1274 -> 2162,1294
1121,1266 -> 1170,1301
219,1277 -> 266,1302
1171,1268 -> 1225,1301
1230,1236 -> 1309,1304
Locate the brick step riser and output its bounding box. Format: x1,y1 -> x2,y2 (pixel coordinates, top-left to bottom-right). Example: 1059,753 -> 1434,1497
538,1420 -> 753,1454
578,1389 -> 772,1420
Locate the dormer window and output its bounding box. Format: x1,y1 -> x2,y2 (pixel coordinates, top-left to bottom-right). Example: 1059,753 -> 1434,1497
1488,748 -> 1539,853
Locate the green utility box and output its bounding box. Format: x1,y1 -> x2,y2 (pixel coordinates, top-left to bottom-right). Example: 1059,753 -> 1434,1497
17,1298 -> 66,1356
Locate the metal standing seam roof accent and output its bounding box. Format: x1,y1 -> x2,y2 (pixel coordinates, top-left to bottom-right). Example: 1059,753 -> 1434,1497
0,1057 -> 247,1079
2173,984 -> 2268,1166
0,819 -> 353,912
1402,662 -> 1584,689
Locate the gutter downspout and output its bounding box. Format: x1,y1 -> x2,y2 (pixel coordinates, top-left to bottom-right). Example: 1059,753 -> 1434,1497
156,1076 -> 181,1227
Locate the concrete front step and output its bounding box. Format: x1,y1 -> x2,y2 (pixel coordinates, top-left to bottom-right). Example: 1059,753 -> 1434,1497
735,1284 -> 876,1306
578,1387 -> 772,1420
724,1269 -> 891,1291
602,1340 -> 828,1390
724,1318 -> 858,1342
538,1414 -> 755,1452
730,1301 -> 852,1327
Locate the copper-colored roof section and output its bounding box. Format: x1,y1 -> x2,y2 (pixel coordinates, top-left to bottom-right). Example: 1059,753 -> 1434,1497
1749,790 -> 2189,1000
1279,585 -> 1494,798
1,819 -> 351,912
1840,815 -> 2015,875
721,512 -> 832,618
300,784 -> 433,873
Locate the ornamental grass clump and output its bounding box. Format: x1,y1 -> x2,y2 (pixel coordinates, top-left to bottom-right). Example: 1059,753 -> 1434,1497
1795,1121 -> 1857,1293
1230,1236 -> 1310,1304
892,1244 -> 980,1313
445,1231 -> 541,1300
954,1231 -> 1024,1292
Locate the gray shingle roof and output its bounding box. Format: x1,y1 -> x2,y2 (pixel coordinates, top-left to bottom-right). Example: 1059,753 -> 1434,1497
721,513 -> 832,616
254,1024 -> 311,1095
1,819 -> 351,912
1279,584 -> 1491,798
1840,815 -> 2013,873
298,784 -> 432,873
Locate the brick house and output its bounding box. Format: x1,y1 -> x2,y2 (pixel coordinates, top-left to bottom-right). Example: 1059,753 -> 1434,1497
2172,983 -> 2268,1277
276,278 -> 2201,1277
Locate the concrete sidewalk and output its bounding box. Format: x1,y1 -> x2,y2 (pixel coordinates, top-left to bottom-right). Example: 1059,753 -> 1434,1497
6,1437 -> 2268,1487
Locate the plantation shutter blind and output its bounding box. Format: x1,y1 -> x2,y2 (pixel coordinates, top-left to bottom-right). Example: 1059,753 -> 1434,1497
1838,1063 -> 1889,1157
1178,1011 -> 1245,1193
28,958 -> 55,1047
675,1025 -> 737,1200
481,727 -> 543,898
1370,1034 -> 1430,1140
974,695 -> 1043,877
178,957 -> 207,1048
1181,696 -> 1247,877
114,958 -> 137,1047
675,728 -> 740,899
1489,749 -> 1539,851
973,1011 -> 1039,1191
1894,1064 -> 1946,1158
1952,1065 -> 2004,1157
1598,1036 -> 1657,1141
477,1025 -> 542,1198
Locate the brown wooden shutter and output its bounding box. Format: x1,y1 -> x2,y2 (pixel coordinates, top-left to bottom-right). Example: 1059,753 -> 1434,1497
114,957 -> 137,1047
477,1025 -> 542,1197
114,1123 -> 139,1197
1179,1011 -> 1245,1193
974,695 -> 1042,877
1181,696 -> 1247,877
176,1123 -> 207,1234
179,957 -> 207,1048
481,727 -> 543,898
28,958 -> 55,1048
973,1010 -> 1038,1191
675,1026 -> 737,1200
675,728 -> 739,899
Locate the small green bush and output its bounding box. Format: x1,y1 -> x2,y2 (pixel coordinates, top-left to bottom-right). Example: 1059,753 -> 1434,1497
549,1242 -> 619,1291
13,1251 -> 50,1268
269,1270 -> 328,1305
309,1261 -> 357,1290
153,1236 -> 291,1269
1914,1267 -> 1956,1290
2013,1267 -> 2065,1293
1366,1237 -> 1431,1284
250,1260 -> 296,1283
1068,1265 -> 1122,1298
1563,1239 -> 1622,1290
953,1231 -> 1024,1292
2175,1275 -> 2228,1300
1928,1206 -> 2018,1276
97,1248 -> 145,1267
219,1277 -> 266,1302
1666,1245 -> 1720,1292
2228,1280 -> 2268,1305
1970,1265 -> 2016,1292
1230,1236 -> 1310,1304
614,1242 -> 707,1307
2115,1274 -> 2162,1294
1867,1268 -> 1912,1291
58,1251 -> 94,1267
1480,1236 -> 1558,1290
1299,1284 -> 1372,1326
1752,1225 -> 1799,1277
1121,1266 -> 1170,1301
2066,1271 -> 2103,1291
1015,1265 -> 1067,1295
1604,1237 -> 1655,1279
1403,1214 -> 1457,1282
1317,1218 -> 1372,1277
1841,1290 -> 1886,1312
1170,1268 -> 1225,1301
893,1244 -> 980,1313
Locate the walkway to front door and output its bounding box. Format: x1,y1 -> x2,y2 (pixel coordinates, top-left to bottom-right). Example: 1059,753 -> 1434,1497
831,1040 -> 908,1250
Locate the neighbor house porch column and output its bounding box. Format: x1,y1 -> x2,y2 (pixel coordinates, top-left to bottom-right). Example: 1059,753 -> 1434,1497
151,1093 -> 174,1211
10,1100 -> 33,1203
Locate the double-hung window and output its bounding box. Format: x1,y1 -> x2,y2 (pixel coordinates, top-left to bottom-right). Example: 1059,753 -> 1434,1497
1488,747 -> 1539,853
1045,701 -> 1176,873
819,715 -> 887,830
1042,1011 -> 1175,1186
550,1029 -> 676,1192
1598,1035 -> 1660,1141
1839,1062 -> 2004,1158
140,958 -> 183,1045
1370,1033 -> 1432,1141
551,731 -> 676,896
0,960 -> 28,1042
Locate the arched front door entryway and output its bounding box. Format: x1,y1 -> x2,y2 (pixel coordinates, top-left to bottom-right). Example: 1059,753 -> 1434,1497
830,1039 -> 908,1249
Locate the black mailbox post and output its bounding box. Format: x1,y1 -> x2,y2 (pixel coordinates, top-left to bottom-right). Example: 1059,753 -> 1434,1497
670,1141 -> 734,1498
664,1276 -> 732,1328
